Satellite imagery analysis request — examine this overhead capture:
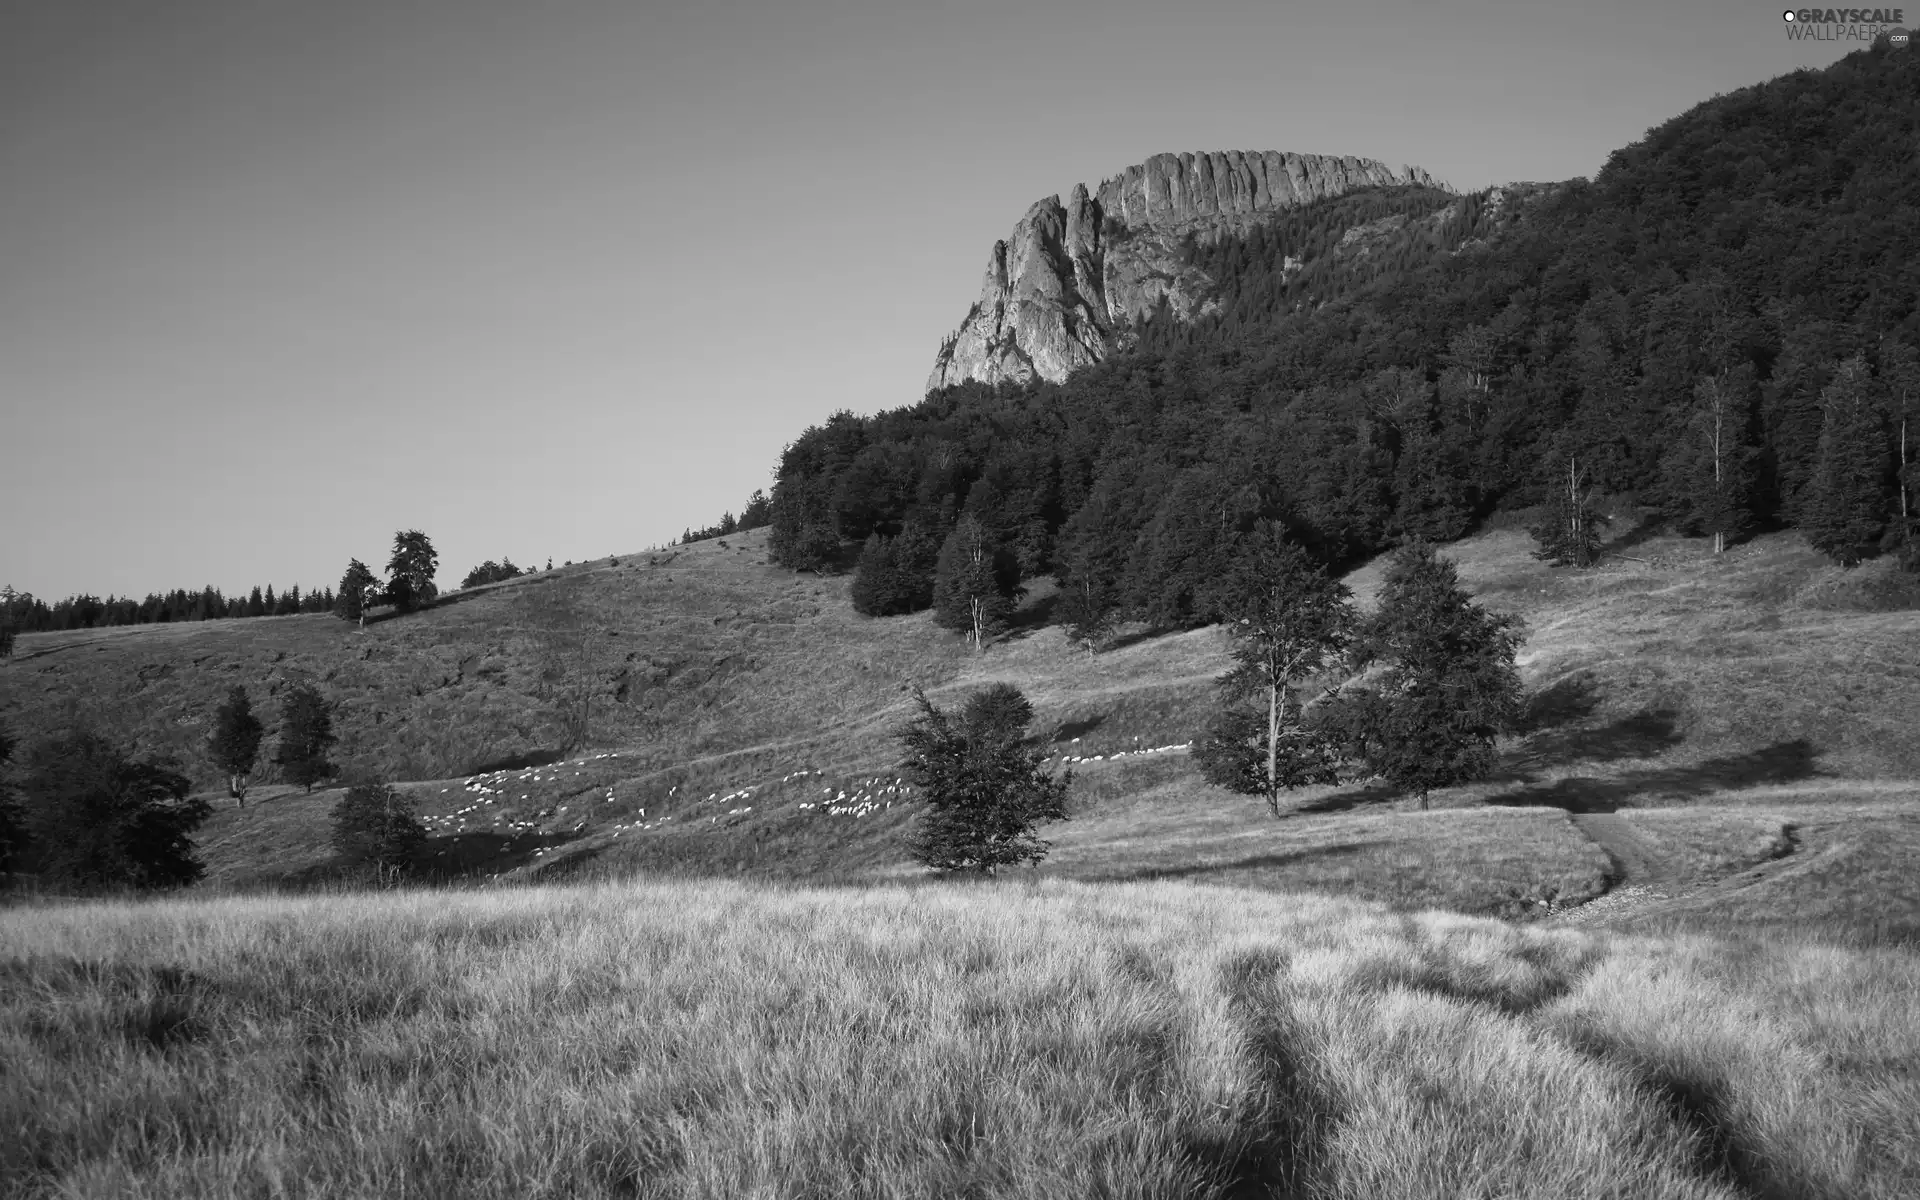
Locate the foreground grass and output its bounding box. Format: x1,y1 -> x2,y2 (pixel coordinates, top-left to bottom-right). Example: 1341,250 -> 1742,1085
3,880 -> 1916,1198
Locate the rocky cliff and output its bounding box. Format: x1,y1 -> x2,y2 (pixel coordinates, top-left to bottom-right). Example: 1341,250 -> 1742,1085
927,151 -> 1441,392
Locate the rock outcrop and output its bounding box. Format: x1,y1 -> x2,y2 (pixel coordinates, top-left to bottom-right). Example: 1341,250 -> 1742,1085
927,151 -> 1441,392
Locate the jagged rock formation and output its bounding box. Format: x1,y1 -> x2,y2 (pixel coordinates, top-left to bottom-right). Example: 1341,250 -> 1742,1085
927,151 -> 1441,392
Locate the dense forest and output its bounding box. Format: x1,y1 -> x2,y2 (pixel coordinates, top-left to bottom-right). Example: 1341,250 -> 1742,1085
762,42 -> 1920,637
1,583 -> 339,635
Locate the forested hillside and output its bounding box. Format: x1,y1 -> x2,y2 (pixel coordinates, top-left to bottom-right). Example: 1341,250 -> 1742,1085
764,43 -> 1920,637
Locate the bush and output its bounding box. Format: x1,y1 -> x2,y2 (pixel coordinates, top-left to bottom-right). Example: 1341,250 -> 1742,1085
330,783 -> 427,880
16,730 -> 211,890
901,683 -> 1070,874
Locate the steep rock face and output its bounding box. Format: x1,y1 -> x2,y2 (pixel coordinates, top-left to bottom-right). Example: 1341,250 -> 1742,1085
928,151 -> 1440,392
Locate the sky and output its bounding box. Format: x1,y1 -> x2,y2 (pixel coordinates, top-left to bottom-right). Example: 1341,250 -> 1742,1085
0,0 -> 1884,601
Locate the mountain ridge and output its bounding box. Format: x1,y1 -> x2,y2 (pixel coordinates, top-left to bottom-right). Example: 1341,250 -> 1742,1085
926,150 -> 1442,391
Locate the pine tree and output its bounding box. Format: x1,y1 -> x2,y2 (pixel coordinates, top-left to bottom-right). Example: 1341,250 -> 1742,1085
901,684 -> 1070,874
385,530 -> 440,613
262,584 -> 277,615
273,683 -> 338,793
1348,542 -> 1524,808
1805,356 -> 1891,567
330,782 -> 426,884
1191,522 -> 1355,816
1529,453 -> 1609,567
208,685 -> 265,806
246,585 -> 266,618
933,515 -> 1017,649
335,559 -> 378,626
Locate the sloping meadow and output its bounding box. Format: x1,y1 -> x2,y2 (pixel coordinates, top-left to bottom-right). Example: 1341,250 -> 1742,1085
3,879 -> 1914,1199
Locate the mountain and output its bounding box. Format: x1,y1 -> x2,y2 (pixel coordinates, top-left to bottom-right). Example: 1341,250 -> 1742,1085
925,151 -> 1442,391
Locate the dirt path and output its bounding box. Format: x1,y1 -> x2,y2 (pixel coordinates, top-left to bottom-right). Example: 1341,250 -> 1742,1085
1552,812 -> 1688,926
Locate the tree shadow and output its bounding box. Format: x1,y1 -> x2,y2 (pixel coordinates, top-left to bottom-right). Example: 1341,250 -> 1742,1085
1051,715 -> 1106,743
467,748 -> 567,774
1501,708 -> 1686,777
1085,843 -> 1366,884
1484,740 -> 1822,813
1600,513 -> 1670,558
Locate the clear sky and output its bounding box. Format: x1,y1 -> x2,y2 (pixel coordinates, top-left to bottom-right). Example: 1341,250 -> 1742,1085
0,0 -> 1878,600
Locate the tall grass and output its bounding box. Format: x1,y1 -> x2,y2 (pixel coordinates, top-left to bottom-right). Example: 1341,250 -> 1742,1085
4,879 -> 1914,1198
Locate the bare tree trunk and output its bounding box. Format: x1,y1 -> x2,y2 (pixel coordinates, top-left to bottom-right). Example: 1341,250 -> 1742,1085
1266,676 -> 1280,818
1902,414 -> 1910,524
1710,372 -> 1726,553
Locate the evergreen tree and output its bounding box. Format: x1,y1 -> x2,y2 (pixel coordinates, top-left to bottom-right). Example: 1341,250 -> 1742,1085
0,622 -> 13,661
330,782 -> 427,883
335,559 -> 378,626
1347,543 -> 1524,808
1529,453 -> 1609,567
279,585 -> 302,616
932,515 -> 1017,649
208,685 -> 265,806
385,529 -> 440,612
246,585 -> 266,618
738,488 -> 773,530
900,684 -> 1070,874
262,584 -> 278,615
1191,522 -> 1355,816
17,731 -> 212,890
274,683 -> 338,793
1805,356 -> 1891,566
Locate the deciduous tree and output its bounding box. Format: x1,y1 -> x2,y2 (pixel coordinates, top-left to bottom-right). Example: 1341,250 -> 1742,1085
385,530 -> 440,613
901,684 -> 1070,874
17,730 -> 211,889
330,782 -> 427,884
208,685 -> 264,805
1192,522 -> 1355,816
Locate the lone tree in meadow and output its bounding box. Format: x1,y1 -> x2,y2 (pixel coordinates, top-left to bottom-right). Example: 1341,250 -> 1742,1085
16,730 -> 212,890
335,559 -> 379,626
208,685 -> 265,806
900,683 -> 1070,874
385,530 -> 440,613
273,682 -> 338,793
1192,522 -> 1355,817
1343,542 -> 1524,809
330,782 -> 427,884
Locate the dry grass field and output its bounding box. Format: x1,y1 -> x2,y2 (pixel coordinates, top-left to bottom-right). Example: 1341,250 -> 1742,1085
4,879 -> 1916,1199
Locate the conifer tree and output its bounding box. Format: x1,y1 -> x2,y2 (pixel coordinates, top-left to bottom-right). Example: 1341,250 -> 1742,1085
1346,542 -> 1524,809
1806,356 -> 1891,566
1530,453 -> 1608,567
335,559 -> 378,626
901,684 -> 1070,874
385,530 -> 440,613
262,584 -> 277,615
1192,522 -> 1354,816
246,585 -> 266,618
208,685 -> 265,805
273,682 -> 338,793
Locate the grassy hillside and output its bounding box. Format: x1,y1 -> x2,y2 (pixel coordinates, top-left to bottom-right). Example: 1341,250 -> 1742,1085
4,521 -> 1918,943
3,878 -> 1915,1199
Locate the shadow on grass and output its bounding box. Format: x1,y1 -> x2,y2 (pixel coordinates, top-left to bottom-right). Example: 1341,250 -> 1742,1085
1082,843 -> 1366,884
1502,708 -> 1687,776
467,748 -> 568,774
1051,715 -> 1106,742
1484,740 -> 1823,814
